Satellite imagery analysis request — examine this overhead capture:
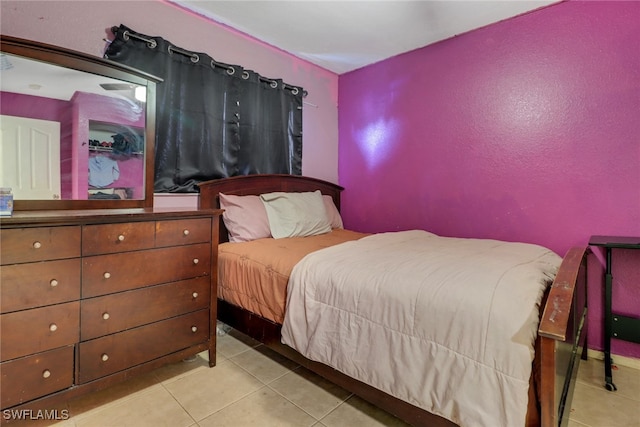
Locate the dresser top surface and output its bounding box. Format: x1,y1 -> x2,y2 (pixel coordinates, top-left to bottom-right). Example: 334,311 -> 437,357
0,208 -> 222,228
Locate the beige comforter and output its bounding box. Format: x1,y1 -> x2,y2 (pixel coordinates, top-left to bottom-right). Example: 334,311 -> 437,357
281,230 -> 561,427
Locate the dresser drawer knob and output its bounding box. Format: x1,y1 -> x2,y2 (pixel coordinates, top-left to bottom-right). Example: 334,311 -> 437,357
50,279 -> 59,287
101,354 -> 109,362
192,292 -> 198,299
191,326 -> 198,333
118,234 -> 125,242
102,312 -> 110,320
42,370 -> 51,379
33,241 -> 42,249
49,323 -> 58,332
183,229 -> 190,236
192,258 -> 199,265
103,272 -> 111,279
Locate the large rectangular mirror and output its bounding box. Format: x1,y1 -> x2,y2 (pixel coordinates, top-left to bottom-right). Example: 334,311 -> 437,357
0,36 -> 160,210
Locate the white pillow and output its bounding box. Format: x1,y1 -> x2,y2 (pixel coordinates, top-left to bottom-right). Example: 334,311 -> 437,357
260,190 -> 332,238
323,195 -> 343,229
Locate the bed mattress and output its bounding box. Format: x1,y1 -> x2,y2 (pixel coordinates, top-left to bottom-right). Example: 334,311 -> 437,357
218,228 -> 368,323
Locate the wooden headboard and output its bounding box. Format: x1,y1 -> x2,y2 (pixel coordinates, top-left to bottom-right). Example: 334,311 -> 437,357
197,174 -> 344,243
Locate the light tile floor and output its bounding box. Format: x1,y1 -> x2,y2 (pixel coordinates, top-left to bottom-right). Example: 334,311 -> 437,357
11,328 -> 640,427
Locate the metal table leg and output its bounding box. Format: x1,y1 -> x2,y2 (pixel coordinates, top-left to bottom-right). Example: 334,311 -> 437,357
604,248 -> 617,391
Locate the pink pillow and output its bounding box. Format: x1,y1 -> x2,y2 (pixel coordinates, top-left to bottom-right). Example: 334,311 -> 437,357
219,193 -> 271,242
323,195 -> 343,229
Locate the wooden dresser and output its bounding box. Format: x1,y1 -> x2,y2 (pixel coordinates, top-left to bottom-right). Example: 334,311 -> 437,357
0,208 -> 221,415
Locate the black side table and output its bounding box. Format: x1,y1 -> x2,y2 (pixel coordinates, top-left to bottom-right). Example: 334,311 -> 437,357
589,235 -> 640,391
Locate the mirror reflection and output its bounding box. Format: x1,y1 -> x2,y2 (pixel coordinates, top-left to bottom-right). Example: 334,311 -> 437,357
0,52 -> 147,201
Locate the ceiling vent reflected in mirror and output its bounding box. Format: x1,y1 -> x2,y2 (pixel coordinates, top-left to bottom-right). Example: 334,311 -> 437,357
0,53 -> 13,70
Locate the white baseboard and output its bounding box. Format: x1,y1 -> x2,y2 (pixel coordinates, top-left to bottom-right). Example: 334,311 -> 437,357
587,349 -> 640,370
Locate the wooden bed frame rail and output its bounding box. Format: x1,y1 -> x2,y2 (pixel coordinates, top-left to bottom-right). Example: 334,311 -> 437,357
198,174 -> 589,427
539,246 -> 589,427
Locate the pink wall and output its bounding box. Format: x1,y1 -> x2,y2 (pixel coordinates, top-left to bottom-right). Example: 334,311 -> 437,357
0,0 -> 340,185
338,1 -> 640,358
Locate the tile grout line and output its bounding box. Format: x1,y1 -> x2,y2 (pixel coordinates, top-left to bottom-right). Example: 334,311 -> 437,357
265,378 -> 355,423
264,383 -> 323,423
160,359 -> 270,424
160,381 -> 199,427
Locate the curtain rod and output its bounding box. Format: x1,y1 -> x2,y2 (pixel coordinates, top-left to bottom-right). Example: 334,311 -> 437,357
112,27 -> 307,97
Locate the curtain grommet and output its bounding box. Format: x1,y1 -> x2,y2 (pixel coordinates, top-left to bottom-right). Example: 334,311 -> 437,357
227,66 -> 235,75
122,30 -> 157,49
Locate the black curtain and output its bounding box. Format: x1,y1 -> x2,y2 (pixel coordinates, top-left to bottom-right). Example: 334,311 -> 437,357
104,24 -> 303,193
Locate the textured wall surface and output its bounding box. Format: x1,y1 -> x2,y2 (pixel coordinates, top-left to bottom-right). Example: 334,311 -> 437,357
338,1 -> 640,358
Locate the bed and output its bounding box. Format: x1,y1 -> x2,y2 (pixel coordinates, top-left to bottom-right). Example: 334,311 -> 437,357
198,174 -> 588,427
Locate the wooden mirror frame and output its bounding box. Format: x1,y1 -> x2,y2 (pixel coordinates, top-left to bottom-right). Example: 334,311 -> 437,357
1,35 -> 160,210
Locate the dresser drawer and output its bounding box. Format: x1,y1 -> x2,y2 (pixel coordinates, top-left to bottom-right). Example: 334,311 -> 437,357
0,302 -> 80,362
78,309 -> 209,383
82,221 -> 156,256
82,244 -> 211,298
1,259 -> 81,313
0,227 -> 81,265
0,346 -> 74,409
81,276 -> 210,340
155,218 -> 211,247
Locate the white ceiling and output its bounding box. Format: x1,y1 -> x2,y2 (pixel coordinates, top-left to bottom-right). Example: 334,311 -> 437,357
170,0 -> 559,74
1,53 -> 143,102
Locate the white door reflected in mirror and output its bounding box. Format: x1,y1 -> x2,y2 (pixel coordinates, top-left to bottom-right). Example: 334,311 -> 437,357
0,115 -> 61,199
